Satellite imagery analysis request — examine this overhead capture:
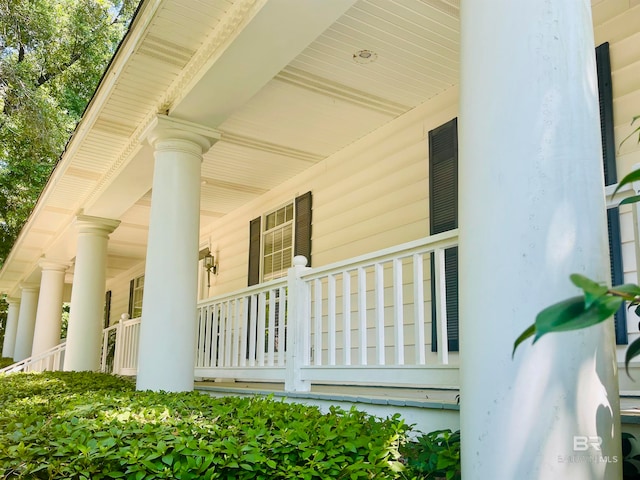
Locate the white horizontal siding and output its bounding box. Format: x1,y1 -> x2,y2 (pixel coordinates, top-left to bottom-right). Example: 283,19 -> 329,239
200,87 -> 457,300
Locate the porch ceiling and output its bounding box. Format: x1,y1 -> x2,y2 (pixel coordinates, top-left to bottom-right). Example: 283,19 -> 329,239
0,0 -> 464,293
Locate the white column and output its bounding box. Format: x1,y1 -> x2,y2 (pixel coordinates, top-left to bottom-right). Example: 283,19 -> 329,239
136,116 -> 219,392
459,1 -> 621,479
64,215 -> 120,371
13,285 -> 40,361
1,297 -> 21,358
31,261 -> 68,356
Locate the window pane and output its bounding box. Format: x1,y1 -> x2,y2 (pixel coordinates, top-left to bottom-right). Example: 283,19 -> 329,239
264,232 -> 274,255
266,212 -> 276,230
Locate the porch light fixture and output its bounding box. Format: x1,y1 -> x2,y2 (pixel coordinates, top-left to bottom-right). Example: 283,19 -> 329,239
204,252 -> 218,287
353,49 -> 377,64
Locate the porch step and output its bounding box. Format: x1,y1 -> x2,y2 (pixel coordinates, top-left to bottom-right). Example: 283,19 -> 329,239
195,381 -> 460,410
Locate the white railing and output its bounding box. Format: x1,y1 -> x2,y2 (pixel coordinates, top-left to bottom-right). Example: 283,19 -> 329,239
0,341 -> 66,374
195,279 -> 288,382
189,230 -> 459,391
292,229 -> 459,389
100,314 -> 141,376
2,231 -> 460,392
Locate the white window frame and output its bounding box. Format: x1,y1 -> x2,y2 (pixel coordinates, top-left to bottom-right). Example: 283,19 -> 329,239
261,200 -> 295,282
130,275 -> 144,319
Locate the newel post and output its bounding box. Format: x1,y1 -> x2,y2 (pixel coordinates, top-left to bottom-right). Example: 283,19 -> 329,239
285,255 -> 311,393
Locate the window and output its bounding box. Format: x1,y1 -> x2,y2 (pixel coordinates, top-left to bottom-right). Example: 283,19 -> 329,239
248,192 -> 312,286
128,275 -> 144,318
263,203 -> 294,281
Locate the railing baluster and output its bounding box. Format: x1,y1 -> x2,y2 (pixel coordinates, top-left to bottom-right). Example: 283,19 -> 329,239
232,299 -> 240,366
204,303 -> 216,367
314,279 -> 323,366
240,297 -> 248,367
393,258 -> 405,365
342,271 -> 351,366
257,292 -> 267,366
328,274 -> 336,365
375,263 -> 385,365
278,286 -> 286,366
224,300 -> 233,367
248,294 -> 258,367
267,290 -> 276,366
217,302 -> 226,367
358,267 -> 367,365
196,307 -> 204,367
434,247 -> 449,365
413,253 -> 426,365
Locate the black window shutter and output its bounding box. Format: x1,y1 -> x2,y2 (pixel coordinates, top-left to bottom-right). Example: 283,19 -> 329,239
248,217 -> 261,286
127,279 -> 134,317
429,118 -> 459,352
104,290 -> 112,329
596,42 -> 627,345
294,191 -> 312,267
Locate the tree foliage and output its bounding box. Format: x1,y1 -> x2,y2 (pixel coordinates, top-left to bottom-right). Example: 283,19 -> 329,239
0,0 -> 137,265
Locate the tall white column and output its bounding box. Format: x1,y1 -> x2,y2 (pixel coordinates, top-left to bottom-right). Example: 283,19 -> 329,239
2,297 -> 21,358
136,116 -> 219,392
64,215 -> 119,371
459,1 -> 621,479
31,261 -> 68,356
13,285 -> 40,361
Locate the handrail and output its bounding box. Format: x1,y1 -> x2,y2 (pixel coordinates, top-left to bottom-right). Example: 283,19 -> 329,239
0,341 -> 66,374
300,229 -> 459,280
197,276 -> 287,307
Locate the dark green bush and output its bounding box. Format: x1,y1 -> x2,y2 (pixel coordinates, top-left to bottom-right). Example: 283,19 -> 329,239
0,357 -> 14,369
0,371 -> 410,479
400,429 -> 461,480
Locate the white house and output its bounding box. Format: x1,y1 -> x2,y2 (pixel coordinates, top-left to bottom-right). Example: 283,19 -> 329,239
2,0 -> 640,478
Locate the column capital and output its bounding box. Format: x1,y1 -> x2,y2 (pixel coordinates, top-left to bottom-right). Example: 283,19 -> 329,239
38,259 -> 70,272
19,283 -> 39,293
74,215 -> 120,236
5,297 -> 20,305
141,115 -> 221,154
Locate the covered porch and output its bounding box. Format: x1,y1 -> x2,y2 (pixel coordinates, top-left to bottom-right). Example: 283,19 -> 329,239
2,0 -> 640,478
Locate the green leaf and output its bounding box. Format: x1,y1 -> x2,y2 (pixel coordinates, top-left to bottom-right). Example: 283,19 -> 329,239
613,168 -> 640,198
611,284 -> 640,298
625,338 -> 640,378
533,295 -> 623,343
570,274 -> 608,308
619,115 -> 640,149
570,274 -> 607,296
512,324 -> 535,357
619,195 -> 640,206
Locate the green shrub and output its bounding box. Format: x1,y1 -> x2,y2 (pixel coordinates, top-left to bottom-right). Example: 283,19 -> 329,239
0,357 -> 13,369
400,429 -> 461,480
0,371 -> 409,479
0,357 -> 14,369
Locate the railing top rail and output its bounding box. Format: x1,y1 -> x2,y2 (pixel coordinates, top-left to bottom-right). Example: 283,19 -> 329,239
103,324 -> 119,334
122,316 -> 141,326
605,182 -> 633,209
197,277 -> 287,308
300,229 -> 459,280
